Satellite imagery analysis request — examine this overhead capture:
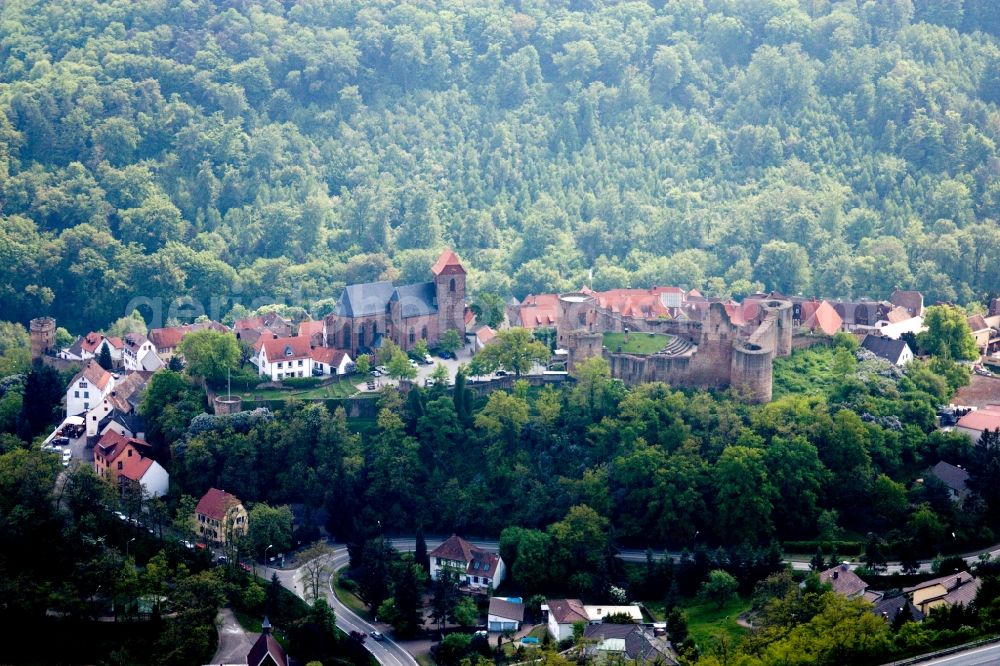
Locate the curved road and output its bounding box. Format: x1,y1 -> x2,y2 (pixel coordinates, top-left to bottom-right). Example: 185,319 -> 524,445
263,536 -> 1000,665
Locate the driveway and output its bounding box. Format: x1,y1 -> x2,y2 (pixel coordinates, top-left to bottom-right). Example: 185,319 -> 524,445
212,607 -> 257,665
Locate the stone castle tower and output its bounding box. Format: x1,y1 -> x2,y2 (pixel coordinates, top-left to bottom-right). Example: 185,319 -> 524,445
557,292 -> 601,372
431,250 -> 466,334
30,317 -> 56,361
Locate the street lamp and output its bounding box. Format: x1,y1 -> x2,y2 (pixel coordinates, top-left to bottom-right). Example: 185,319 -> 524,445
126,537 -> 136,559
265,543 -> 273,565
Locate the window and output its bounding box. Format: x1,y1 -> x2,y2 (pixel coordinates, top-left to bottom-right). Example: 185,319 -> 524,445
409,328 -> 415,344
117,461 -> 123,470
127,449 -> 132,457
436,558 -> 441,565
297,360 -> 303,366
74,391 -> 79,398
277,362 -> 283,368
83,391 -> 89,399
422,326 -> 427,339
84,402 -> 89,410
484,563 -> 490,571
80,381 -> 88,388
450,278 -> 456,292
467,576 -> 472,584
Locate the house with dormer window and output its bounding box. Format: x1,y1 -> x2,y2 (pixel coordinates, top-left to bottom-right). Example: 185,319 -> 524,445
253,335 -> 315,380
429,534 -> 506,590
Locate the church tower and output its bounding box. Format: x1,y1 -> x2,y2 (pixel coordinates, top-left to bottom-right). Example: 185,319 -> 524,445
431,249 -> 466,335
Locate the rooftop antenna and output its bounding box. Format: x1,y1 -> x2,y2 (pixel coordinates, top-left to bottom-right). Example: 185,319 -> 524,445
227,365 -> 231,401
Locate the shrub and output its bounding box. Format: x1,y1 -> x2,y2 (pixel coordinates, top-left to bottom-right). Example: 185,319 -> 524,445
282,377 -> 322,389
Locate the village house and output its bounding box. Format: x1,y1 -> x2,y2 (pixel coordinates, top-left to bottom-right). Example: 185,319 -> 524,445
818,564 -> 876,601
487,597 -> 525,633
246,617 -> 295,666
967,314 -> 1000,355
148,321 -> 230,362
310,347 -> 352,376
904,572 -> 981,616
92,430 -> 167,497
473,325 -> 496,352
84,371 -> 150,440
66,360 -> 115,417
234,311 -> 294,347
252,336 -> 314,380
955,405 -> 1000,442
298,320 -> 325,347
543,599 -> 589,641
195,487 -> 248,546
122,333 -> 164,372
323,250 -> 466,356
928,461 -> 970,503
581,624 -> 677,664
59,332 -> 123,365
861,335 -> 914,366
428,534 -> 505,590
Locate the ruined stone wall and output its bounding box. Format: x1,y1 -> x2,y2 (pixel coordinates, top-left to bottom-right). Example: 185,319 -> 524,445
731,342 -> 774,403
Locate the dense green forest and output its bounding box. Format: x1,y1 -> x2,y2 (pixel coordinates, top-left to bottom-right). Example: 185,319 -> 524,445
3,0 -> 1000,332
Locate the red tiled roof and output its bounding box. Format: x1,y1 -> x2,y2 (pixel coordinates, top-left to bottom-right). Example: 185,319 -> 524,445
196,487 -> 243,522
311,347 -> 347,366
149,326 -> 187,350
431,249 -> 465,276
957,406 -> 1000,433
476,326 -> 497,345
118,454 -> 154,482
260,336 -> 313,362
96,430 -> 130,459
467,550 -> 500,577
968,315 -> 989,333
519,294 -> 561,329
547,599 -> 589,625
76,360 -> 113,391
803,300 -> 843,336
105,336 -> 123,349
298,320 -> 324,338
247,632 -> 288,666
80,332 -> 105,354
819,564 -> 868,598
430,534 -> 477,562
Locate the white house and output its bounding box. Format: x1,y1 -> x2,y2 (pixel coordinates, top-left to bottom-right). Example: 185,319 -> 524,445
85,371 -> 150,439
66,360 -> 115,417
583,605 -> 644,623
118,454 -> 169,498
122,334 -> 163,372
488,597 -> 525,633
860,335 -> 914,366
428,534 -> 506,590
253,335 -> 314,380
310,347 -> 353,376
543,599 -> 589,642
60,332 -> 123,364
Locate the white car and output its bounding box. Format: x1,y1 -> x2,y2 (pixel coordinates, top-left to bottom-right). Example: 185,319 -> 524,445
409,359 -> 419,368
375,365 -> 387,374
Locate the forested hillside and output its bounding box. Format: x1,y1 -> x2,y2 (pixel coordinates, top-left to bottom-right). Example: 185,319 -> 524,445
3,0 -> 1000,332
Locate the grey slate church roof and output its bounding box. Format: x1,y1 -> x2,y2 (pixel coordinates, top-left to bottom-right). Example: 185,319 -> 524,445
334,280 -> 438,319
334,281 -> 395,317
391,282 -> 438,317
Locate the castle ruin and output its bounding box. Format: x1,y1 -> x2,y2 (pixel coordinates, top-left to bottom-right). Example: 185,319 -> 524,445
559,295 -> 793,403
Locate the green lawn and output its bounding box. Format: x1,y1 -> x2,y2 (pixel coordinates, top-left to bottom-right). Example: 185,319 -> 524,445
644,597 -> 749,648
679,597 -> 750,648
602,331 -> 673,355
332,571 -> 372,620
240,376 -> 360,401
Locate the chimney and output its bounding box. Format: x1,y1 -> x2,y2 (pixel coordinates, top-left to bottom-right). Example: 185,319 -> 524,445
832,571 -> 838,579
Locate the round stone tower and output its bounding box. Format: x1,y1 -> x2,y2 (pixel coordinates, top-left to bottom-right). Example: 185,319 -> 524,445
730,340 -> 774,403
759,299 -> 793,357
30,317 -> 56,361
557,292 -> 597,348
214,395 -> 243,415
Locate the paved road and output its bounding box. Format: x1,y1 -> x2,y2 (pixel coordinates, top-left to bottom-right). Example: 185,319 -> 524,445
915,642 -> 1000,665
263,547 -> 417,666
212,607 -> 257,664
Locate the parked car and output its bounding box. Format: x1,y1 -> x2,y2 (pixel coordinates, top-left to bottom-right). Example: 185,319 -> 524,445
409,359 -> 419,368
375,365 -> 388,374
494,369 -> 508,376
370,369 -> 383,377
181,540 -> 195,550
52,436 -> 70,447
438,351 -> 454,359
369,630 -> 384,641
423,354 -> 434,365
424,378 -> 435,387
